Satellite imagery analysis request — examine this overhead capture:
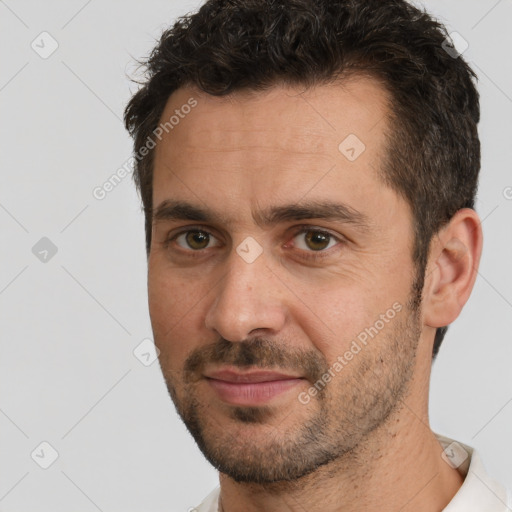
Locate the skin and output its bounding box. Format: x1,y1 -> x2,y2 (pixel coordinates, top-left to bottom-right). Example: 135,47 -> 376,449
148,78 -> 483,512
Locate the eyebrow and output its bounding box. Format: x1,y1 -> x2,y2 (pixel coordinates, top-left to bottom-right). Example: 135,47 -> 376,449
152,199 -> 372,232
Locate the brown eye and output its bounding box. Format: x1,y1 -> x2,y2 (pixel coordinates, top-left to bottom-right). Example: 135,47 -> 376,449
304,231 -> 331,251
175,230 -> 217,250
292,229 -> 338,252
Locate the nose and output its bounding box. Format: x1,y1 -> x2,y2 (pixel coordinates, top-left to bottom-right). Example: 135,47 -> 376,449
204,249 -> 287,342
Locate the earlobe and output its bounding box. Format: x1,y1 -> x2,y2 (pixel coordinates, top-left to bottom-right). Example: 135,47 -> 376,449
423,209 -> 483,329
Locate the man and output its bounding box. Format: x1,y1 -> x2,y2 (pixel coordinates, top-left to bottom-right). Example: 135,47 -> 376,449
124,0 -> 511,510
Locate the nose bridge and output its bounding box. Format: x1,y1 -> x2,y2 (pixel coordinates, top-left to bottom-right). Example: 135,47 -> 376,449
204,244 -> 286,341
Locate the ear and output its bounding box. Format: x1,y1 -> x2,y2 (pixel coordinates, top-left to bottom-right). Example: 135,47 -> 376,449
423,208 -> 483,329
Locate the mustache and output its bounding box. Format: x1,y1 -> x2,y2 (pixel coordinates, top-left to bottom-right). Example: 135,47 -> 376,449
184,337 -> 329,384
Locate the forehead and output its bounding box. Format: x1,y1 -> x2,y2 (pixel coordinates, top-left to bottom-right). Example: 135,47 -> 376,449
155,77 -> 390,159
151,77 -> 400,225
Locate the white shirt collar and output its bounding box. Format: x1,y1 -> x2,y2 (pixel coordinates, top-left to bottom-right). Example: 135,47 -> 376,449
435,433 -> 511,511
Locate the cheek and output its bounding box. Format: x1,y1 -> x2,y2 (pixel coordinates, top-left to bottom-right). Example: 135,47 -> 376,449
299,290 -> 367,361
147,266 -> 206,370
297,279 -> 403,364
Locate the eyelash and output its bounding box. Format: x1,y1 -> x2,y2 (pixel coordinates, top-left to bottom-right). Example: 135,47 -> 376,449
163,225 -> 345,261
286,226 -> 344,261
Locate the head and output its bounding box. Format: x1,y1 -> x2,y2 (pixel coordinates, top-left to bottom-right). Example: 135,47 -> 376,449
124,0 -> 482,484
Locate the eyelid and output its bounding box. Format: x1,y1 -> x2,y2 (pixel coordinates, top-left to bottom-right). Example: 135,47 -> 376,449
287,225 -> 345,244
281,225 -> 346,263
163,225 -> 222,250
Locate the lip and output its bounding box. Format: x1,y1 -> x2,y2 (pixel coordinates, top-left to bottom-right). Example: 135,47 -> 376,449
206,369 -> 302,383
204,368 -> 305,405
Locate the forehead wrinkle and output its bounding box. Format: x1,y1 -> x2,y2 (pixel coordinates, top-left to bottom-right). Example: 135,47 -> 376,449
178,128 -> 333,155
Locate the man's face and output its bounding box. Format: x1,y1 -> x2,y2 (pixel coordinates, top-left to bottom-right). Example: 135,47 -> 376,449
149,79 -> 423,483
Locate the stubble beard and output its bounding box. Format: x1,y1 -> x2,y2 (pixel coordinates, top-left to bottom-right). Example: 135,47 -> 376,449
159,281 -> 423,485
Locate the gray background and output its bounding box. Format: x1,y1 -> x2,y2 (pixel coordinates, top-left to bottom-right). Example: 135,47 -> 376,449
0,1 -> 511,510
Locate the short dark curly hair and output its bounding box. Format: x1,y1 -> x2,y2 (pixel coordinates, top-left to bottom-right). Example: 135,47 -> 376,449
124,0 -> 480,358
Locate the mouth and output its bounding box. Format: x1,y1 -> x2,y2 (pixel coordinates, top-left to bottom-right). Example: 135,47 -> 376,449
204,368 -> 306,406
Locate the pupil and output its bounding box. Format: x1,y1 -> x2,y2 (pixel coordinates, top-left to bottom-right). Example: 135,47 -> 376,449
306,231 -> 329,251
187,231 -> 209,249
